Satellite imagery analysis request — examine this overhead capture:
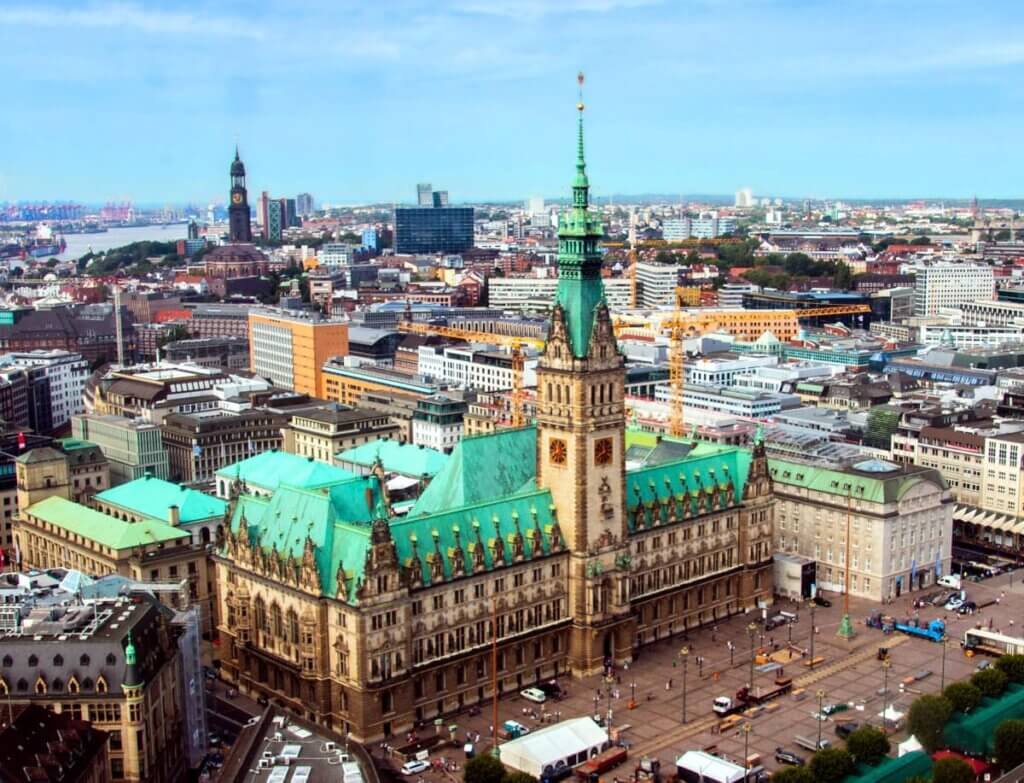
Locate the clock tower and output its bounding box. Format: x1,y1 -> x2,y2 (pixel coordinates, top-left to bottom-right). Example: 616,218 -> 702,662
228,147 -> 252,243
536,75 -> 632,674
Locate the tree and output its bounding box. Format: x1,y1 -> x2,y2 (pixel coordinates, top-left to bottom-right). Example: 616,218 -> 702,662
996,720 -> 1024,770
907,694 -> 953,752
972,667 -> 1008,698
808,748 -> 854,783
943,681 -> 983,713
503,773 -> 537,783
932,758 -> 975,783
833,262 -> 854,291
910,236 -> 932,245
996,655 -> 1024,683
770,767 -> 814,783
464,754 -> 505,783
845,725 -> 890,765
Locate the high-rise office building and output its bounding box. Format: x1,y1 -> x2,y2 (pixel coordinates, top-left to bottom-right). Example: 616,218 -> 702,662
296,192 -> 315,216
267,200 -> 284,241
258,191 -> 270,240
735,188 -> 754,208
284,197 -> 298,228
394,191 -> 474,254
417,183 -> 433,206
913,264 -> 995,316
248,309 -> 349,395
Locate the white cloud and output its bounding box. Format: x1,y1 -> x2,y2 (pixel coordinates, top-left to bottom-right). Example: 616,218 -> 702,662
452,0 -> 662,19
0,2 -> 264,40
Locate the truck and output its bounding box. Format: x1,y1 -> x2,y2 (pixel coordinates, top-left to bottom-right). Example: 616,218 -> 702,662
938,574 -> 962,589
574,747 -> 628,779
894,618 -> 946,642
794,736 -> 831,752
713,678 -> 793,715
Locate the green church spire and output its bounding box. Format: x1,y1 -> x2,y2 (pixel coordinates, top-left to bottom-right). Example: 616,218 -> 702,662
554,72 -> 606,358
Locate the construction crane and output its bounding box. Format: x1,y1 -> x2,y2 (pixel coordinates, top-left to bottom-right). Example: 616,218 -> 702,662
667,297 -> 685,437
795,304 -> 872,319
397,321 -> 544,428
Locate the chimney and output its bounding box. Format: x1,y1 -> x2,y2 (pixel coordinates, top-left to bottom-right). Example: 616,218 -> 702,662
168,505 -> 180,527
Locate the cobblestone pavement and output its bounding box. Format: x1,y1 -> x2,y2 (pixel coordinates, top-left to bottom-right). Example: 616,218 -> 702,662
436,571 -> 1024,775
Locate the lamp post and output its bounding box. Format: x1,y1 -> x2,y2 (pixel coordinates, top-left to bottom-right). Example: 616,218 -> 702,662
681,646 -> 690,724
631,680 -> 636,704
882,659 -> 891,733
816,689 -> 827,749
940,638 -> 947,690
747,623 -> 758,688
593,693 -> 599,718
788,619 -> 793,643
743,723 -> 752,783
808,601 -> 817,669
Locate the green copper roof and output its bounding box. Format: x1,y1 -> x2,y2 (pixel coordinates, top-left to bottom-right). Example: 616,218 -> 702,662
59,438 -> 98,451
26,496 -> 189,550
626,445 -> 752,530
228,475 -> 384,599
337,439 -> 448,478
410,426 -> 538,517
392,488 -> 559,585
216,450 -> 355,492
554,98 -> 606,358
768,458 -> 947,505
97,476 -> 227,525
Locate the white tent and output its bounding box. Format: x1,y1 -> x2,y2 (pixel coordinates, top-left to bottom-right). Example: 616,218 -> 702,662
675,751 -> 747,783
500,718 -> 609,779
898,736 -> 923,757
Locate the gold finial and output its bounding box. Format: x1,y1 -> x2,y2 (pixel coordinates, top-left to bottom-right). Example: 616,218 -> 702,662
577,71 -> 585,112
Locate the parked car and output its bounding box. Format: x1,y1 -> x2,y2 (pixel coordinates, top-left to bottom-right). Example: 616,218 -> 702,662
520,687 -> 547,704
976,659 -> 992,672
822,703 -> 849,716
958,601 -> 978,615
774,748 -> 805,766
835,722 -> 860,739
945,595 -> 965,611
402,760 -> 430,776
813,594 -> 832,607
538,681 -> 563,698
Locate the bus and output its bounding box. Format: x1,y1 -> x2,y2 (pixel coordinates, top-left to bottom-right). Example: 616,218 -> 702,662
963,628 -> 1024,657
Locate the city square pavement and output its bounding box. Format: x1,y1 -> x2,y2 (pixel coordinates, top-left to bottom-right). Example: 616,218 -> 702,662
422,570 -> 1024,777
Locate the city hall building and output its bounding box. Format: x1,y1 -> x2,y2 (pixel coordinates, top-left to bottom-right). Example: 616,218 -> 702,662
213,104 -> 776,741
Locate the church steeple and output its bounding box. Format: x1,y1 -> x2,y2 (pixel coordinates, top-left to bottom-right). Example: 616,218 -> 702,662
228,146 -> 252,243
554,72 -> 607,359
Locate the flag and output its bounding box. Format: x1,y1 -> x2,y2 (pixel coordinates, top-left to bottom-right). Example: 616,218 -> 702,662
0,549 -> 6,569
935,550 -> 942,578
14,540 -> 20,565
192,444 -> 202,457
16,432 -> 25,450
910,558 -> 917,587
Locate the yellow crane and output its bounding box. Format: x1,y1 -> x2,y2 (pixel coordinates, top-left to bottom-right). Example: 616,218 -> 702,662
668,297 -> 685,437
397,321 -> 544,428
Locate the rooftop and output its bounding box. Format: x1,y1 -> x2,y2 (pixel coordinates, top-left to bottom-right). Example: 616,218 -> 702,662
216,450 -> 356,492
0,704 -> 109,783
337,438 -> 448,478
96,475 -> 227,525
24,496 -> 189,550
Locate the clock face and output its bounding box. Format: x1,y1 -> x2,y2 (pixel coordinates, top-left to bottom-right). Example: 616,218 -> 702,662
549,438 -> 568,466
232,192 -> 243,204
594,437 -> 613,466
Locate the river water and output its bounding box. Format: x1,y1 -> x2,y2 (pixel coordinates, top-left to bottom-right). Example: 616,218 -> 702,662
55,224 -> 189,260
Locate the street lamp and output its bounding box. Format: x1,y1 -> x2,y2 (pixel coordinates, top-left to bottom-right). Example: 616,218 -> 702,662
808,600 -> 817,669
742,723 -> 753,783
681,646 -> 690,724
816,689 -> 826,750
788,619 -> 793,643
747,623 -> 758,688
940,638 -> 948,690
882,659 -> 891,733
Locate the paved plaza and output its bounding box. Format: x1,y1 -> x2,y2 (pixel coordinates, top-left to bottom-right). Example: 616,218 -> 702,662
404,570 -> 1024,778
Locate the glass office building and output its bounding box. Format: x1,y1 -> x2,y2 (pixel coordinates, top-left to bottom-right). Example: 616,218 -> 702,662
394,206 -> 474,254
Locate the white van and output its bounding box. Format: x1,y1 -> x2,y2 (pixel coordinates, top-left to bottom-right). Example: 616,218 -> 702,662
938,574 -> 962,589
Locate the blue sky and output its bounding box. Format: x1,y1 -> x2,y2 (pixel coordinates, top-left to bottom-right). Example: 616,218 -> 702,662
2,0 -> 1023,204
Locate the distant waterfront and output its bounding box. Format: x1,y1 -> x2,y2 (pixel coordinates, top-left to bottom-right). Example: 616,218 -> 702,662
54,224 -> 189,260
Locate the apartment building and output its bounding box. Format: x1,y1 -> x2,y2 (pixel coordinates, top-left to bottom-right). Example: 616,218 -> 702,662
281,404 -> 400,463
1,349 -> 89,431
487,277 -> 631,311
72,414 -> 170,485
417,344 -> 538,392
635,261 -> 679,308
890,426 -> 984,507
913,264 -> 995,316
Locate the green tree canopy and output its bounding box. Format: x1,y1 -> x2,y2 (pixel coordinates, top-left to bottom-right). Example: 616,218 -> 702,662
808,748 -> 855,783
996,655 -> 1024,683
943,681 -> 983,714
907,694 -> 953,752
464,754 -> 506,783
995,719 -> 1024,770
932,757 -> 976,783
972,667 -> 1008,698
769,766 -> 814,783
833,262 -> 854,290
503,773 -> 537,783
845,725 -> 890,765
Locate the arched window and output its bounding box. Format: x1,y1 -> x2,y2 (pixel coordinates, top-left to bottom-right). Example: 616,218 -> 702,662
27,655 -> 37,667
287,610 -> 299,644
106,653 -> 116,666
51,678 -> 63,692
16,678 -> 27,692
201,527 -> 211,544
271,604 -> 283,638
53,654 -> 63,667
254,597 -> 267,633
68,677 -> 79,694
96,676 -> 108,694
80,654 -> 90,667
34,677 -> 46,694
2,655 -> 11,668
82,677 -> 94,691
